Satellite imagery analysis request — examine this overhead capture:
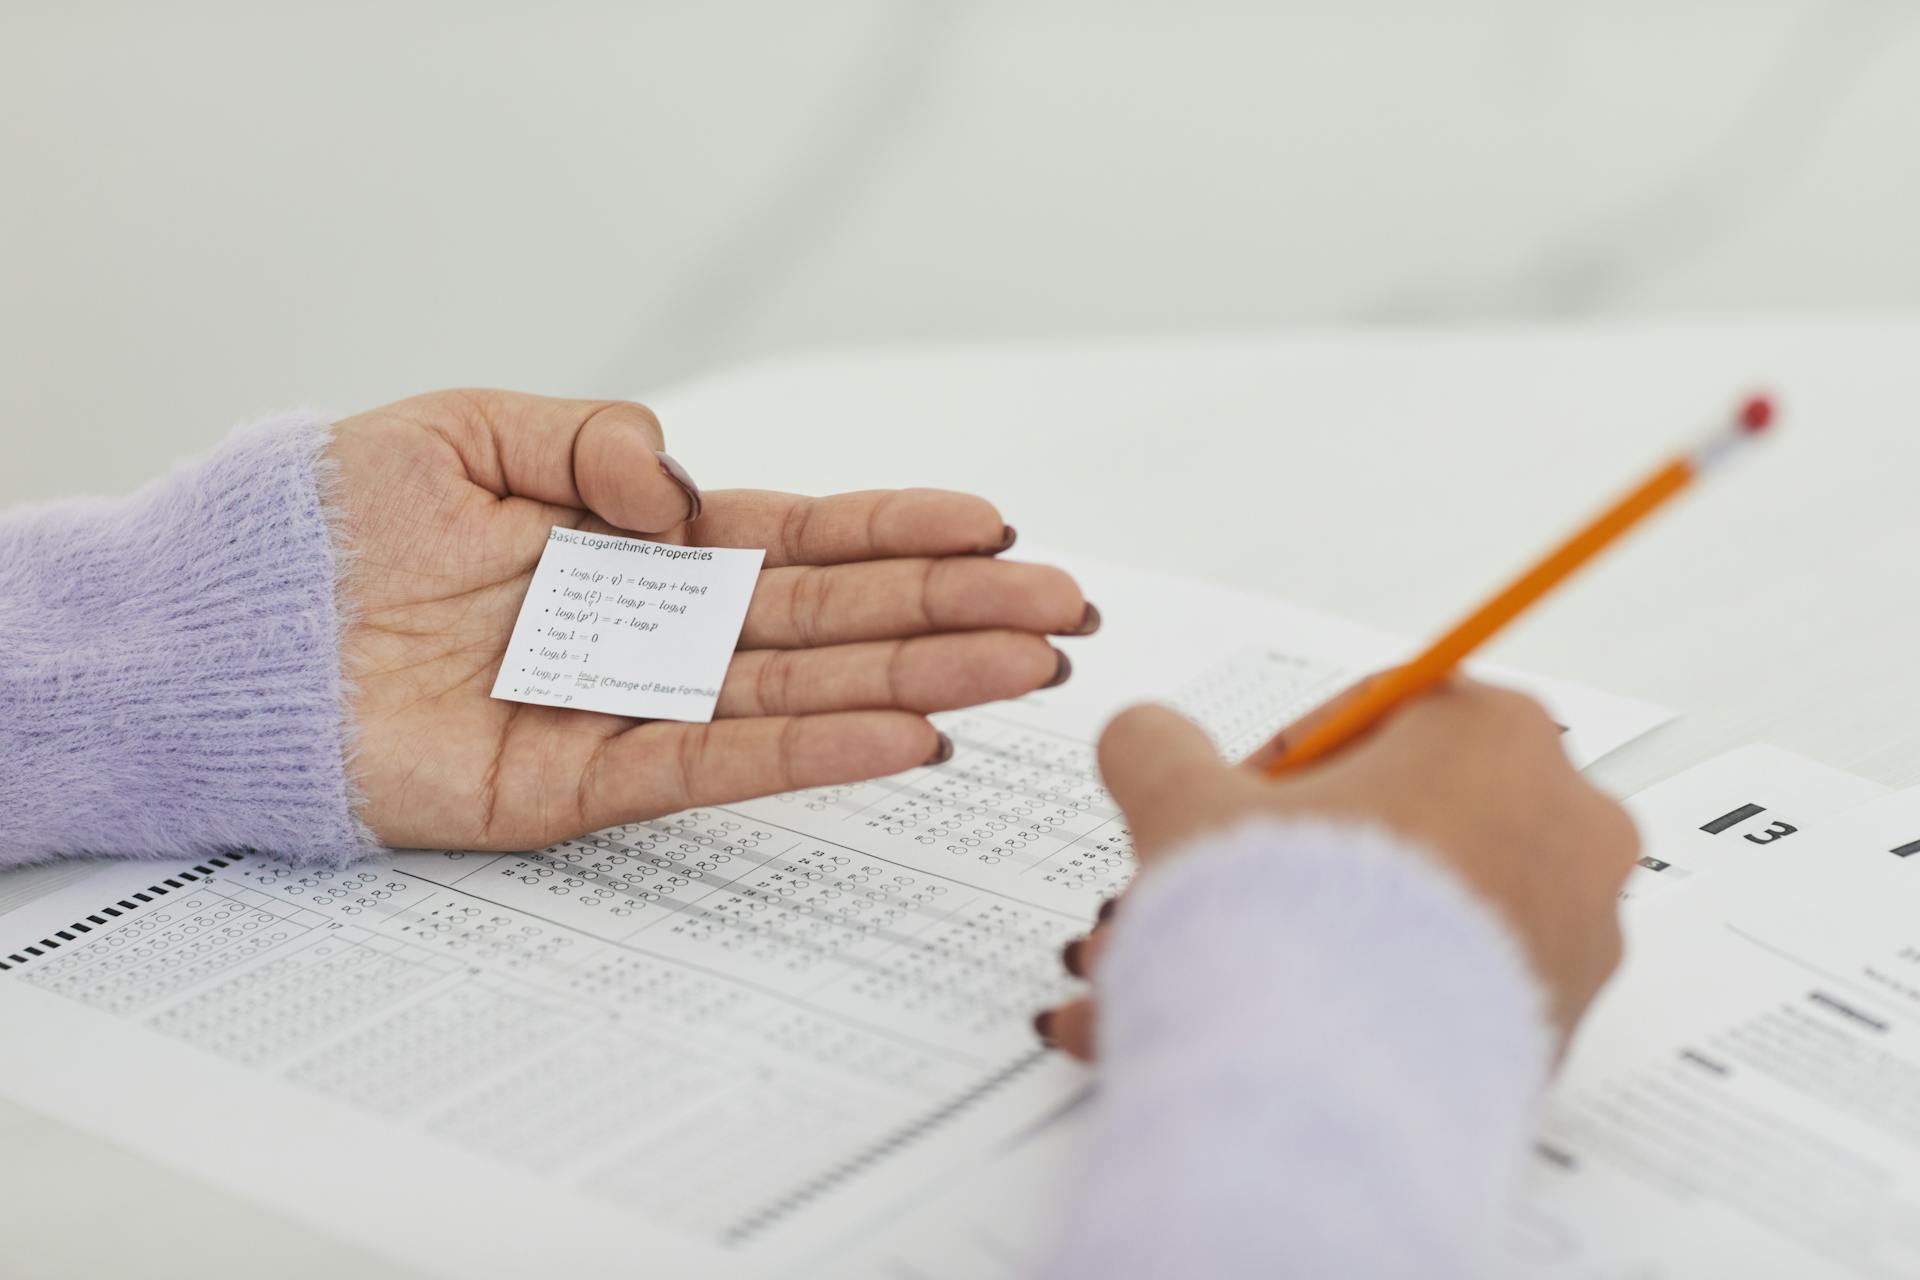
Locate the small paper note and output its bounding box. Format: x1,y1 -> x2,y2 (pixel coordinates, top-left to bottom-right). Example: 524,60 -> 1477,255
491,527 -> 764,723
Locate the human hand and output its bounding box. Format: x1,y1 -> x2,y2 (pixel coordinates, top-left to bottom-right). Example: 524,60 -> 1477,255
331,389 -> 1094,849
1037,680 -> 1639,1058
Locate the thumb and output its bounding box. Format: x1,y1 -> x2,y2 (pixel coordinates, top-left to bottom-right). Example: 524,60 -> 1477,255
1097,704 -> 1234,855
570,401 -> 704,533
459,390 -> 701,533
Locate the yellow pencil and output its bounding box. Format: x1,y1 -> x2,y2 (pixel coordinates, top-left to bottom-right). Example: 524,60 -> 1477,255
1266,394 -> 1776,776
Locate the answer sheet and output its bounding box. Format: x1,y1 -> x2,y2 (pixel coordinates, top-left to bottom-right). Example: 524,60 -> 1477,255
0,547 -> 1668,1278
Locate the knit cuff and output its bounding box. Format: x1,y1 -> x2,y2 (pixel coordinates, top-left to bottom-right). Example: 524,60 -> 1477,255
1100,818 -> 1553,1084
1048,819 -> 1553,1279
0,411 -> 377,866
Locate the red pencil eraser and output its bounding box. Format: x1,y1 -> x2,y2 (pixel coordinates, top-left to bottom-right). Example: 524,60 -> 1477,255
1738,394 -> 1775,434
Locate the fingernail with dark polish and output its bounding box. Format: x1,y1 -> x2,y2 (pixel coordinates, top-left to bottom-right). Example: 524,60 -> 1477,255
1061,937 -> 1087,977
1097,897 -> 1118,925
976,524 -> 1016,554
1043,649 -> 1072,689
924,732 -> 955,766
656,451 -> 702,522
1032,1009 -> 1056,1046
1067,603 -> 1103,636
969,525 -> 1017,555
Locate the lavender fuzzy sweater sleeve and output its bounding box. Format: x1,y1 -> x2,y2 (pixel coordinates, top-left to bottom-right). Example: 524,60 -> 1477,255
1047,820 -> 1554,1279
0,411 -> 375,867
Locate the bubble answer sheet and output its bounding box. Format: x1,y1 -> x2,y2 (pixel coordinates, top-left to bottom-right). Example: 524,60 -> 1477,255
0,546 -> 1669,1279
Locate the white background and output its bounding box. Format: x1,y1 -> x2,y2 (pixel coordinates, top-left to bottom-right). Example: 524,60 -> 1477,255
7,0 -> 1920,502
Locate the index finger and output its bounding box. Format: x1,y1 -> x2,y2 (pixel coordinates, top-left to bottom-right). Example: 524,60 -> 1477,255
686,489 -> 1014,567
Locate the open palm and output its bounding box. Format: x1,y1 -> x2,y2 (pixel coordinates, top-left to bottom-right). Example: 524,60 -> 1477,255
332,390 -> 1091,850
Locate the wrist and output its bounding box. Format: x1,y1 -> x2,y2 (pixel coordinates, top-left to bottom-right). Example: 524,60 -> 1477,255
0,410 -> 378,865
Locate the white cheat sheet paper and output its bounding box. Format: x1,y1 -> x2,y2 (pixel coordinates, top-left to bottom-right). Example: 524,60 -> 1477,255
0,545 -> 1669,1279
827,744 -> 1889,1279
489,527 -> 763,723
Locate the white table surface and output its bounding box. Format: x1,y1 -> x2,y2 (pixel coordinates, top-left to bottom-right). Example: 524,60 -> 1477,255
9,318 -> 1920,1276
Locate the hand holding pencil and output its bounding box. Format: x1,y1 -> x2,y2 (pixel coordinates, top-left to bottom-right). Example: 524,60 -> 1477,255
1037,395 -> 1775,1061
